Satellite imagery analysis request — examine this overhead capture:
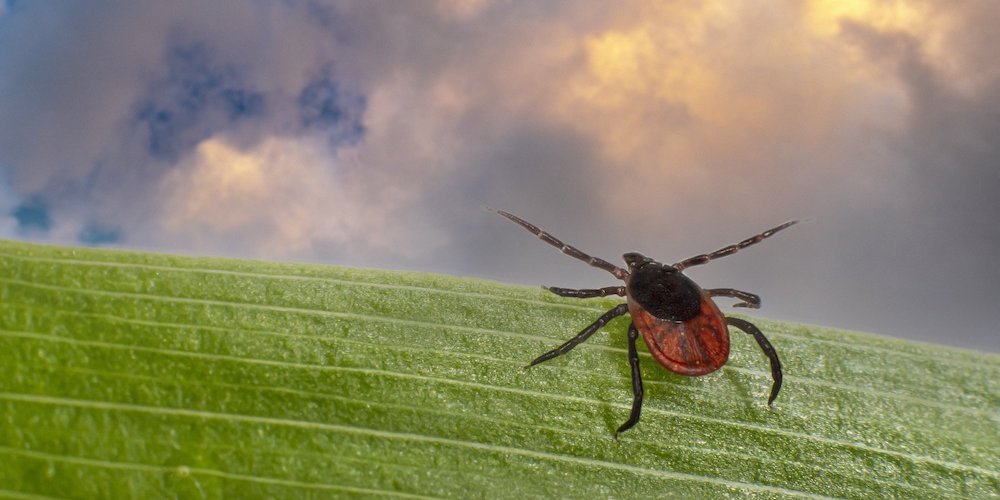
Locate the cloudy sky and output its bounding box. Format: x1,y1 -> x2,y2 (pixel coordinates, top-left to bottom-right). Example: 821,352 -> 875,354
1,1 -> 997,352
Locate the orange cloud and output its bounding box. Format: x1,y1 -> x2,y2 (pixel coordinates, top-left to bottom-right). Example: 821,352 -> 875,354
155,135 -> 415,260
538,1 -> 950,218
805,0 -> 929,36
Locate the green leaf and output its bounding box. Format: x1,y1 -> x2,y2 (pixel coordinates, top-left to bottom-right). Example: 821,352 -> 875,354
0,239 -> 997,499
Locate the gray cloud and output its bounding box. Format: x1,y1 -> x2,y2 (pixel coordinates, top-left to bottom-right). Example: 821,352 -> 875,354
826,14 -> 1000,351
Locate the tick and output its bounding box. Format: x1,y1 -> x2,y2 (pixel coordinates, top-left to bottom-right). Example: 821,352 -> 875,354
490,208 -> 799,437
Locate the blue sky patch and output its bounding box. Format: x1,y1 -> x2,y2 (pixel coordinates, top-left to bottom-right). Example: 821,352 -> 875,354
12,196 -> 50,233
78,222 -> 121,245
298,76 -> 365,147
135,43 -> 266,162
2,0 -> 19,15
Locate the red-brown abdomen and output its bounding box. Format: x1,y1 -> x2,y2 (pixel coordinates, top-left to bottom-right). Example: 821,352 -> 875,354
628,292 -> 730,376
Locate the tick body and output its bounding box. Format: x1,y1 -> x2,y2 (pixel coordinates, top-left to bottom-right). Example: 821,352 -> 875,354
491,208 -> 798,437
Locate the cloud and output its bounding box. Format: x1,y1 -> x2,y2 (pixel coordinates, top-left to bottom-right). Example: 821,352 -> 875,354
827,6 -> 1000,349
149,134 -> 409,261
0,1 -> 362,248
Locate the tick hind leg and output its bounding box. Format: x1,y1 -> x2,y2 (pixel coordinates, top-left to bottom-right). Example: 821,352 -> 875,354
726,317 -> 782,405
707,288 -> 761,309
615,323 -> 644,438
527,303 -> 629,368
546,286 -> 626,299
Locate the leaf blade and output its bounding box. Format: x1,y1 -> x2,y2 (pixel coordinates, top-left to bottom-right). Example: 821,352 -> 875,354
1,240 -> 997,498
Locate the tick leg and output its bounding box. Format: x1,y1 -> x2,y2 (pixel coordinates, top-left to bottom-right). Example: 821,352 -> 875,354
527,303 -> 629,368
546,286 -> 626,298
674,220 -> 800,271
489,208 -> 629,280
726,317 -> 782,405
706,288 -> 761,309
615,323 -> 644,438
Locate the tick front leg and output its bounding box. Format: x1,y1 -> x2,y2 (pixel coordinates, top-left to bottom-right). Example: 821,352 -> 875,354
707,288 -> 761,309
673,220 -> 800,271
615,323 -> 644,438
527,303 -> 629,368
489,208 -> 629,280
546,286 -> 626,298
726,317 -> 782,405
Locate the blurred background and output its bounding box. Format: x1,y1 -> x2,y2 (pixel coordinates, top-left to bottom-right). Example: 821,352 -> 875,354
1,1 -> 997,352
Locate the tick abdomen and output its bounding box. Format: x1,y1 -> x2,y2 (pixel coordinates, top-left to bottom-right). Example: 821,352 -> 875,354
628,292 -> 731,376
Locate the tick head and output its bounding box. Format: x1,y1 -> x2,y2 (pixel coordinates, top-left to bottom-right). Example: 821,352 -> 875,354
623,252 -> 653,271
